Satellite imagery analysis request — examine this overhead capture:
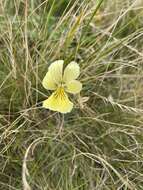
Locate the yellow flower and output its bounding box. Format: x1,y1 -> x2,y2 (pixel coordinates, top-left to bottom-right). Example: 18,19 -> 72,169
42,60 -> 82,113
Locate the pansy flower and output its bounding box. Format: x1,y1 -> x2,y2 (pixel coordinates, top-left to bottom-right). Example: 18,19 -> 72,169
42,60 -> 82,113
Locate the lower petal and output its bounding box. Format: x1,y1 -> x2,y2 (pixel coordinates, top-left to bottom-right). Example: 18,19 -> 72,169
43,90 -> 73,113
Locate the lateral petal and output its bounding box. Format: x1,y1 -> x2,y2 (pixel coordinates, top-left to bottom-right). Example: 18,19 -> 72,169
66,80 -> 82,94
42,71 -> 57,90
42,60 -> 64,90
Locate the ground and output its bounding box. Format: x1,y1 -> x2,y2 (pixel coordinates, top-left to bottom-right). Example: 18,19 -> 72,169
0,0 -> 143,189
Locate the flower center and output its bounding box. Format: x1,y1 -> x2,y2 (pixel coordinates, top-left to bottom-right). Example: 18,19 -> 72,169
54,87 -> 66,100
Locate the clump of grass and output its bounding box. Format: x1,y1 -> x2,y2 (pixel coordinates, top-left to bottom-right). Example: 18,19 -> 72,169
0,0 -> 143,189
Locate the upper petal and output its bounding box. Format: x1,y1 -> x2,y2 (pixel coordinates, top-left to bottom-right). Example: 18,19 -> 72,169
43,88 -> 73,113
63,61 -> 80,83
66,80 -> 82,94
42,60 -> 64,90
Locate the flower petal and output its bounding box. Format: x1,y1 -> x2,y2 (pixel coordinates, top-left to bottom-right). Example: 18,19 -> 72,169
42,60 -> 64,90
66,80 -> 82,94
63,61 -> 80,83
43,88 -> 73,113
42,72 -> 57,90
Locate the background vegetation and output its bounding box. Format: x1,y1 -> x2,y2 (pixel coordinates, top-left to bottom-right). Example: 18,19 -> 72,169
0,0 -> 143,189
